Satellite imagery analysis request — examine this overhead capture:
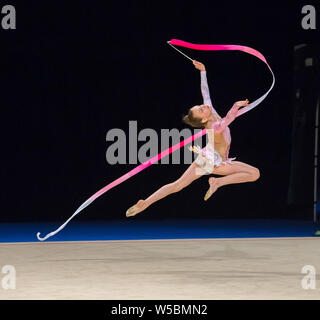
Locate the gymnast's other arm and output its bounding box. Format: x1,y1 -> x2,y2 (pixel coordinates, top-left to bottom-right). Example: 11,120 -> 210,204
213,99 -> 250,133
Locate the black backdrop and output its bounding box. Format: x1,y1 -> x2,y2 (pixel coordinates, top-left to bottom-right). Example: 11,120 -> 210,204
0,1 -> 319,222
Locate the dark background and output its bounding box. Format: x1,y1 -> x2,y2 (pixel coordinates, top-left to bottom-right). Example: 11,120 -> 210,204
0,0 -> 319,223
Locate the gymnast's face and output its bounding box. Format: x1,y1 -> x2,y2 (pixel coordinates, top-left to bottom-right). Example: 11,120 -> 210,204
191,104 -> 212,123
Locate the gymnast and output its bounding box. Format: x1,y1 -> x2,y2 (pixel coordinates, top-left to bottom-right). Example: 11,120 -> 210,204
126,60 -> 260,217
35,39 -> 274,241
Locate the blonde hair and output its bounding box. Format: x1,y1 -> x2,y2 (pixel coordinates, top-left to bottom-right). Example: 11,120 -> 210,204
182,107 -> 221,128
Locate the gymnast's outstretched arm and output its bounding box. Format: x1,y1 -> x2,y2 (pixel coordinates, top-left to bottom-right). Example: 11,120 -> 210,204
213,99 -> 250,133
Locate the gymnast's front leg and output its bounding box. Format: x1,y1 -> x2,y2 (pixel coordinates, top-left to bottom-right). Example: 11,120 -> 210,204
126,161 -> 205,217
204,161 -> 261,201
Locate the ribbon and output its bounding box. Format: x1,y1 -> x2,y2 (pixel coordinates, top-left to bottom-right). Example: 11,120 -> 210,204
168,39 -> 275,117
36,39 -> 275,241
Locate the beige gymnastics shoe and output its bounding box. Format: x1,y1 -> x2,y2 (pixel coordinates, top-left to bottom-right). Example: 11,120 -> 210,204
126,200 -> 145,217
204,177 -> 219,201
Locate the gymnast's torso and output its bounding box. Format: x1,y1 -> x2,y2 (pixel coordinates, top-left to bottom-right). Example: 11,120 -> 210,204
204,105 -> 232,162
212,126 -> 231,162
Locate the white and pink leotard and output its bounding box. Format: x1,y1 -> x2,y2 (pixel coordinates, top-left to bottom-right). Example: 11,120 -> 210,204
195,71 -> 239,173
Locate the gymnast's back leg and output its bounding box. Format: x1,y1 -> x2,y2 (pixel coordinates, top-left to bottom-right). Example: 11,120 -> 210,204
126,161 -> 206,217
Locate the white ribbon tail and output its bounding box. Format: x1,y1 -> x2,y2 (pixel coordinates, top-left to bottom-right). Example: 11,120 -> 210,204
36,198 -> 94,241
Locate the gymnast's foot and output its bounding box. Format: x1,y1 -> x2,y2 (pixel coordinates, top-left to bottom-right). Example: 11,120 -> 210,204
126,199 -> 146,217
204,177 -> 220,201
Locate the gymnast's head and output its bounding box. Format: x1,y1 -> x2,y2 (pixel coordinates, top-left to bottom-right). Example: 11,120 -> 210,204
182,104 -> 220,128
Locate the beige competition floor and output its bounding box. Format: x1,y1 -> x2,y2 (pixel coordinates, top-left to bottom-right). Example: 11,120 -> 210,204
0,237 -> 319,300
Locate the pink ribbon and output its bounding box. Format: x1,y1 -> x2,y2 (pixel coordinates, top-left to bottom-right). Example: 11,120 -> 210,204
168,39 -> 275,117
36,39 -> 275,241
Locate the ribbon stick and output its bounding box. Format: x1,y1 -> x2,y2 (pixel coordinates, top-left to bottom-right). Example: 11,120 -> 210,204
167,41 -> 194,61
37,39 -> 275,241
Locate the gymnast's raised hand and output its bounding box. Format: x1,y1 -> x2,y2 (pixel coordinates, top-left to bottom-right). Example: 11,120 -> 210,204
193,60 -> 206,71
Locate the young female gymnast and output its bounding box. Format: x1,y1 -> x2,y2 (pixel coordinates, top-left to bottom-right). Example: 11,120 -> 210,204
126,60 -> 260,217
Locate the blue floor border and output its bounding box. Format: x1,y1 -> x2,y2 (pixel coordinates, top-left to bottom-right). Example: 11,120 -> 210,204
0,219 -> 318,243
